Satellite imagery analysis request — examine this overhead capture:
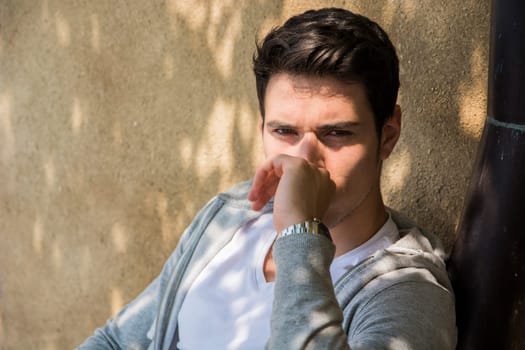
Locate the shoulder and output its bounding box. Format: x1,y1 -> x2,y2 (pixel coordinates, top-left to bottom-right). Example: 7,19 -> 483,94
388,207 -> 448,262
336,208 -> 454,316
337,209 -> 456,348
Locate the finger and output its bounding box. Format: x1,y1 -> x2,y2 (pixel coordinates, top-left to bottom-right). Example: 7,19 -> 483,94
249,171 -> 280,210
250,156 -> 287,196
248,156 -> 287,210
251,183 -> 278,210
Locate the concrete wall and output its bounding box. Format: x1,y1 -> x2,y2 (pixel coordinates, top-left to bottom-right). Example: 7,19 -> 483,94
0,1 -> 489,348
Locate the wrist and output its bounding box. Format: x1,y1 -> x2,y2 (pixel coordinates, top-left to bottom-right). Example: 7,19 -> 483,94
277,218 -> 332,241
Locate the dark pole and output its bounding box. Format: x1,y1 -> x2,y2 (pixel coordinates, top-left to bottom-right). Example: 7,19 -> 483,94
448,0 -> 525,349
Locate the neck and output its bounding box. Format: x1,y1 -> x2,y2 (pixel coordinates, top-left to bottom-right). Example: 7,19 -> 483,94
329,190 -> 388,257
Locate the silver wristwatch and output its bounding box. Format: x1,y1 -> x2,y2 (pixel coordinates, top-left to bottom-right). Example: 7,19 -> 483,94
278,218 -> 331,241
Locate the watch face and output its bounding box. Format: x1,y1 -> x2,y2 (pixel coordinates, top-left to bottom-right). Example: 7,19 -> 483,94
316,221 -> 331,240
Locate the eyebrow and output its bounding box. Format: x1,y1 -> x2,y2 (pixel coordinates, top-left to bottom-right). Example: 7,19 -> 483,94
265,120 -> 361,129
316,121 -> 361,130
265,120 -> 294,128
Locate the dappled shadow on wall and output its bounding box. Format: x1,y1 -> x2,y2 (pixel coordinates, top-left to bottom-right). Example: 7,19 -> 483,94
360,0 -> 490,250
0,0 -> 489,348
0,0 -> 282,348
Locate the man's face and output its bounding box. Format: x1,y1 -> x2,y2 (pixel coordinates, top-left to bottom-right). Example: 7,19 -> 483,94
262,73 -> 399,226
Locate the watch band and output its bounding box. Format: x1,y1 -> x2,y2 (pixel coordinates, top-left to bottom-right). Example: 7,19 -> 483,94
278,218 -> 332,241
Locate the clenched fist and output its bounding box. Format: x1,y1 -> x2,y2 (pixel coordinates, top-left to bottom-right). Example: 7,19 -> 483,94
248,154 -> 336,233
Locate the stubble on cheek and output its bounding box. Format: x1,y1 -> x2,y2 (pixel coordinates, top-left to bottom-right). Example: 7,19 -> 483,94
323,155 -> 380,228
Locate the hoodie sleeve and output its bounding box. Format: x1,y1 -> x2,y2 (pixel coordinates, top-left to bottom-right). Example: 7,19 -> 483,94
268,232 -> 351,350
268,233 -> 456,350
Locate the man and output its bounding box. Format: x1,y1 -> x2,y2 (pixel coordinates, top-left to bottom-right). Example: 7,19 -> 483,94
78,7 -> 456,349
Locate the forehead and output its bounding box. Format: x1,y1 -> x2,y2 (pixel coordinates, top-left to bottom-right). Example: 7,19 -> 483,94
268,73 -> 355,95
264,73 -> 374,123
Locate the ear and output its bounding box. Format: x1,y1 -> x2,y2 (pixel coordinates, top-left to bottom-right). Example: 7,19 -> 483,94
379,104 -> 401,160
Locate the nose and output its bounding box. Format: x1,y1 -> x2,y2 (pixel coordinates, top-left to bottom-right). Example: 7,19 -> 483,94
296,131 -> 324,166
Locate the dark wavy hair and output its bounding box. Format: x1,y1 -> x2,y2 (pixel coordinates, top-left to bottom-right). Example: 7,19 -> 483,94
253,8 -> 399,135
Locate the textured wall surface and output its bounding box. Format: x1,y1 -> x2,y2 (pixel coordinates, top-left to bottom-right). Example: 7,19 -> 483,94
0,1 -> 489,348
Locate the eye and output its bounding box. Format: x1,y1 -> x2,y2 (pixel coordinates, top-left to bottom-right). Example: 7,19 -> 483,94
319,129 -> 355,147
326,129 -> 353,137
273,128 -> 297,136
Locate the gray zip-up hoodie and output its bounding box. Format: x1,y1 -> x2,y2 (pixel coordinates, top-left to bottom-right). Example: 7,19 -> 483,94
77,181 -> 457,349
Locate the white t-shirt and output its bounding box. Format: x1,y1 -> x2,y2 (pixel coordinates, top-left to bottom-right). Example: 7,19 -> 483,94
330,216 -> 399,282
177,212 -> 399,349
